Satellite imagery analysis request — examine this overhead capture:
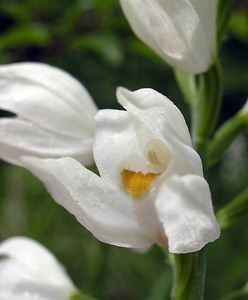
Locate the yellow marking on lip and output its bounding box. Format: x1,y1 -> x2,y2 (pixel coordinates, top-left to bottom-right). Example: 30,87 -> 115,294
121,169 -> 160,200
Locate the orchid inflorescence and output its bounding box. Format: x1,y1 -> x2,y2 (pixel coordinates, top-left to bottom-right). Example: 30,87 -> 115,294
0,1 -> 247,299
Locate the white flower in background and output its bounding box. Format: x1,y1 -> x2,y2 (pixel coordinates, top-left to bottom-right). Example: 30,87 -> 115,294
0,62 -> 97,166
0,236 -> 77,300
22,88 -> 220,254
119,0 -> 217,74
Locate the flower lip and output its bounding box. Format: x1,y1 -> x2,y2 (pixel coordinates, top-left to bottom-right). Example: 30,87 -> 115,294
120,137 -> 173,200
121,169 -> 161,200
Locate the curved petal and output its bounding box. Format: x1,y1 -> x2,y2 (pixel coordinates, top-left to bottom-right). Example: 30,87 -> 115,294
0,119 -> 94,166
0,62 -> 97,116
0,62 -> 97,137
0,237 -> 76,300
0,92 -> 93,138
155,175 -> 220,253
117,87 -> 203,176
94,109 -> 155,186
132,194 -> 168,247
21,156 -> 152,249
117,87 -> 192,146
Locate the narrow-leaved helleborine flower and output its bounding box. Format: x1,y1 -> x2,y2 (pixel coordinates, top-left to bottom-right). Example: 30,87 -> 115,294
119,0 -> 217,74
0,236 -> 77,300
22,88 -> 220,254
0,62 -> 97,166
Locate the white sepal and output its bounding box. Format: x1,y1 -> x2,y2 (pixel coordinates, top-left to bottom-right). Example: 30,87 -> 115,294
155,175 -> 220,253
0,62 -> 97,166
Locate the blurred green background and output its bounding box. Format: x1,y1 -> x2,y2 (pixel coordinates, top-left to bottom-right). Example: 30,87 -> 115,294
0,0 -> 248,299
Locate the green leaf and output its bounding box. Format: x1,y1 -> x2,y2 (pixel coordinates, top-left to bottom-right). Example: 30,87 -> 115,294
217,187 -> 248,230
0,24 -> 51,49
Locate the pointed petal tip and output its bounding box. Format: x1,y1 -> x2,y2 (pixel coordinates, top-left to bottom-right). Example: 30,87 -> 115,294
116,86 -> 130,101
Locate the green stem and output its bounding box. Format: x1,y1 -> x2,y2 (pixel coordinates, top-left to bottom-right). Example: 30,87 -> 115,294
171,250 -> 206,300
171,253 -> 195,300
171,64 -> 222,300
217,187 -> 248,230
207,112 -> 247,166
191,62 -> 223,160
192,250 -> 206,300
173,68 -> 197,105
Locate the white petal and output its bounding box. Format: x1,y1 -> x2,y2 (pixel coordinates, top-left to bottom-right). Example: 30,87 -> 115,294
0,119 -> 94,166
0,237 -> 76,300
117,87 -> 203,176
0,62 -> 97,137
132,195 -> 167,247
0,62 -> 97,116
0,295 -> 50,300
21,156 -> 152,249
0,62 -> 97,165
117,87 -> 192,146
94,109 -> 152,185
0,294 -> 51,300
155,175 -> 220,253
0,92 -> 92,139
120,0 -> 216,73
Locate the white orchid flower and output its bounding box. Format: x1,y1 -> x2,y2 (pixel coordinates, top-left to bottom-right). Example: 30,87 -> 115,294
22,88 -> 220,254
0,62 -> 97,166
0,236 -> 77,300
120,0 -> 217,74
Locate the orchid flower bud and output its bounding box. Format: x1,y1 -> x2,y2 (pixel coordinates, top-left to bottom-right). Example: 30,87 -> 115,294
0,62 -> 97,167
0,236 -> 77,300
120,0 -> 217,74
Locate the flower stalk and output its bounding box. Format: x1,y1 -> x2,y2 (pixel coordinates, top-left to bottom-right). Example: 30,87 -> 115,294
171,248 -> 206,300
173,68 -> 197,105
191,61 -> 223,160
172,61 -> 223,300
171,253 -> 195,300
